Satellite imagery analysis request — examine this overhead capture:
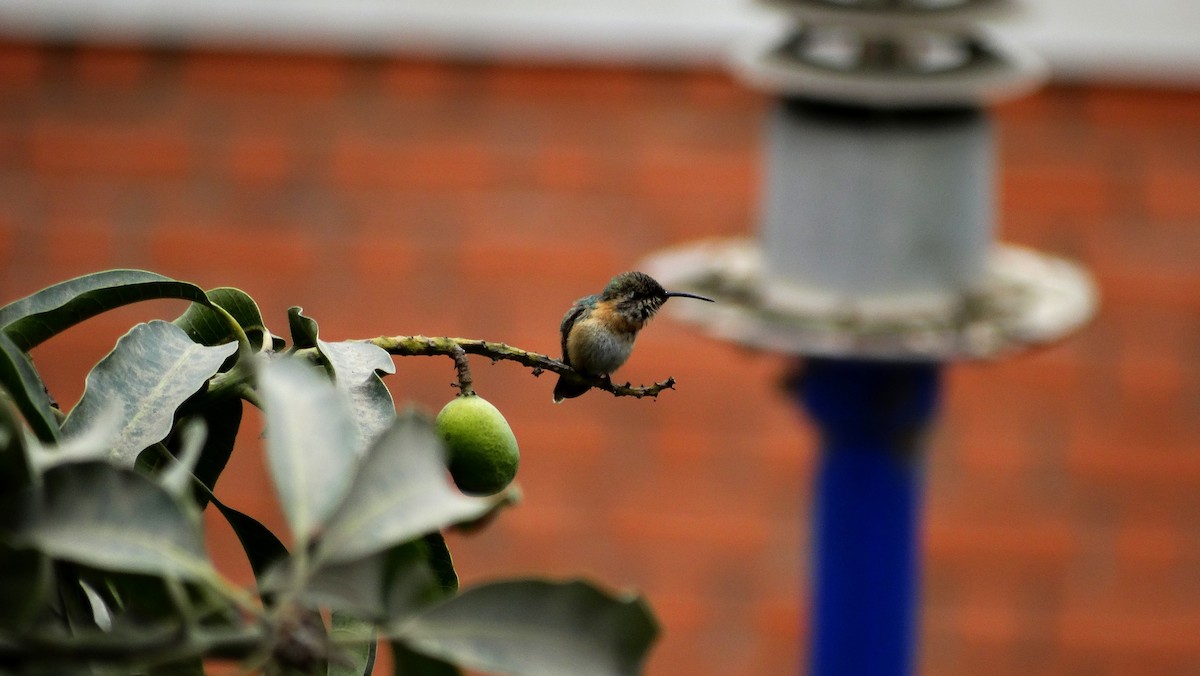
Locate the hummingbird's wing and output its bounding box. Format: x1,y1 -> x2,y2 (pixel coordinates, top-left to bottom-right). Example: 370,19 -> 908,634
558,295 -> 596,366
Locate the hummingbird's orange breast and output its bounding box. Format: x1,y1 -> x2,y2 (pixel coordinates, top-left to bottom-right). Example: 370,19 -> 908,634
590,299 -> 642,334
566,300 -> 638,376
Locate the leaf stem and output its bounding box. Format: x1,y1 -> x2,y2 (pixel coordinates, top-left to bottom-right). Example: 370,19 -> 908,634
206,301 -> 254,357
450,346 -> 474,397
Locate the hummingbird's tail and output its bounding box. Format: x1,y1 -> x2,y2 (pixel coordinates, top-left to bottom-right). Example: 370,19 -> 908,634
552,374 -> 590,403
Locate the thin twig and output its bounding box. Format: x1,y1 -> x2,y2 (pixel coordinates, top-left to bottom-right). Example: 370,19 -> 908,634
367,336 -> 676,399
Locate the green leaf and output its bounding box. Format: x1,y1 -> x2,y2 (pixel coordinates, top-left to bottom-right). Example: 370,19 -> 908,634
0,543 -> 51,634
287,306 -> 320,350
0,331 -> 60,443
259,358 -> 359,548
0,269 -> 211,352
30,404 -> 123,473
0,393 -> 34,494
314,413 -> 494,566
421,533 -> 458,597
391,641 -> 461,676
180,396 -> 242,509
60,321 -> 238,465
384,537 -> 458,617
149,656 -> 206,676
74,570 -> 226,637
320,340 -> 397,451
307,538 -> 455,622
398,579 -> 659,676
158,419 -> 206,500
286,308 -> 397,450
303,552 -> 393,619
329,612 -> 377,676
174,287 -> 269,351
8,461 -> 214,581
54,561 -> 104,635
78,576 -> 114,631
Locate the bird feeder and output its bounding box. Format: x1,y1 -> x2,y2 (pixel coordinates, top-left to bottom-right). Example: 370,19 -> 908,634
642,1 -> 1096,673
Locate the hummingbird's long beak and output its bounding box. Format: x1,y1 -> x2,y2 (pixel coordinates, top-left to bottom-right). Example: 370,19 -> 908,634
664,290 -> 715,302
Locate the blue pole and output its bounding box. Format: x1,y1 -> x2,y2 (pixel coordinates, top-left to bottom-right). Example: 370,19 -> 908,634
794,358 -> 942,676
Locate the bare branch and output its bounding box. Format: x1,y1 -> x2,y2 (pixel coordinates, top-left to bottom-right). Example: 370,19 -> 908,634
367,336 -> 676,399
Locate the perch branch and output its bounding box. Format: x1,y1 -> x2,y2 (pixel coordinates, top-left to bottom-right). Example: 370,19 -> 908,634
367,335 -> 676,399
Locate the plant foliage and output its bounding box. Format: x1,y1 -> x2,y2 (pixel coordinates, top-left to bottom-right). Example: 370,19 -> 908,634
0,270 -> 658,675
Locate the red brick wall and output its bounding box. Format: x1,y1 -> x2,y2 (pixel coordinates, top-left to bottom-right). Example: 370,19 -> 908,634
2,40 -> 1199,675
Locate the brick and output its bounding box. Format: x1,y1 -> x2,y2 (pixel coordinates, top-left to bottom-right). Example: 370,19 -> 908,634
753,596 -> 802,643
1142,164 -> 1200,221
631,144 -> 759,200
184,49 -> 348,99
619,428 -> 789,522
201,660 -> 244,676
348,234 -> 426,284
649,191 -> 757,241
682,70 -> 763,110
1057,606 -> 1200,655
146,223 -> 318,294
0,216 -> 13,271
1131,129 -> 1200,175
638,594 -> 718,675
379,58 -> 468,98
949,431 -> 1039,479
29,120 -> 191,177
226,132 -> 294,186
954,594 -> 1026,646
484,63 -> 644,103
926,516 -> 1075,568
1083,86 -> 1200,130
456,238 -> 622,294
1104,225 -> 1200,297
1000,162 -> 1116,218
533,142 -> 605,192
43,221 -> 119,272
0,41 -> 44,87
994,86 -> 1086,124
450,191 -> 626,247
1113,520 -> 1180,571
997,125 -> 1095,179
1115,354 -> 1188,408
0,126 -> 21,173
665,105 -> 767,149
329,135 -> 497,190
1089,264 -> 1200,315
73,44 -> 150,88
1065,438 -> 1200,492
608,506 -> 773,558
202,507 -> 256,589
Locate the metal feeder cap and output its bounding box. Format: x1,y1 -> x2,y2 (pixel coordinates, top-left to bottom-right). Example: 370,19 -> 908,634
641,238 -> 1097,361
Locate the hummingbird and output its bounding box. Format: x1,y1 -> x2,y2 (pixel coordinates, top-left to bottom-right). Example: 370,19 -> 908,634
553,271 -> 714,403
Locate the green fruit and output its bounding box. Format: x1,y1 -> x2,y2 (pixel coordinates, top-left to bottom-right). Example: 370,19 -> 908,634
435,394 -> 519,496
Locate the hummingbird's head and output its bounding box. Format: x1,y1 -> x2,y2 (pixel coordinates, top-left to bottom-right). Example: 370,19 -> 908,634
601,271 -> 714,323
